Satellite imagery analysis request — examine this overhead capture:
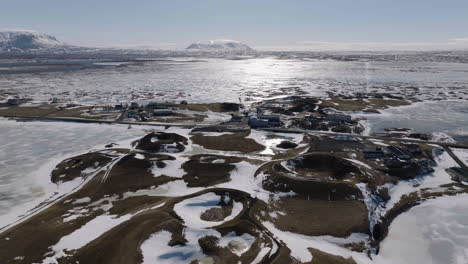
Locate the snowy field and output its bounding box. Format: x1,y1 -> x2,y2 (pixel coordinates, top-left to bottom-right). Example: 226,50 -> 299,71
376,194 -> 468,264
0,118 -> 149,229
1,55 -> 468,263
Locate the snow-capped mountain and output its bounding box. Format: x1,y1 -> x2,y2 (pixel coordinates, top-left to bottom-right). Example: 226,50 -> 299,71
0,31 -> 258,57
186,39 -> 254,52
0,30 -> 67,52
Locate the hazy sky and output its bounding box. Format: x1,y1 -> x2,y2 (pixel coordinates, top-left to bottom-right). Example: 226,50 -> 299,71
2,0 -> 468,51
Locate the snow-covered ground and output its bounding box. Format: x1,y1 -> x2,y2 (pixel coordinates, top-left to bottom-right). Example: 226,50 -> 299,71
451,148 -> 468,167
1,104 -> 468,263
263,221 -> 372,263
173,192 -> 243,229
0,118 -> 149,229
375,194 -> 468,264
382,150 -> 459,216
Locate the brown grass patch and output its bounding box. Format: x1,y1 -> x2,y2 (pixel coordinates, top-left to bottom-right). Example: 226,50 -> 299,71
320,97 -> 411,112
48,107 -> 97,119
51,152 -> 112,183
190,131 -> 265,153
182,155 -> 242,187
320,98 -> 368,111
368,98 -> 410,109
183,103 -> 239,112
308,248 -> 357,264
271,197 -> 369,237
0,105 -> 59,117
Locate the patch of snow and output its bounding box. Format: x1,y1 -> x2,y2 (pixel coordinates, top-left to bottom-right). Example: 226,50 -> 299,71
42,213 -> 132,263
134,153 -> 145,160
141,228 -> 214,264
345,158 -> 373,170
262,221 -> 372,263
152,156 -> 188,178
383,151 -> 457,214
217,161 -> 270,201
142,227 -> 257,264
374,194 -> 468,264
252,247 -> 271,263
72,197 -> 91,205
174,193 -> 243,229
451,148 -> 468,167
0,120 -> 149,230
217,232 -> 256,256
431,132 -> 455,143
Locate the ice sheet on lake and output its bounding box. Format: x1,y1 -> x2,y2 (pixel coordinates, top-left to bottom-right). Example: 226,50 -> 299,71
0,118 -> 148,229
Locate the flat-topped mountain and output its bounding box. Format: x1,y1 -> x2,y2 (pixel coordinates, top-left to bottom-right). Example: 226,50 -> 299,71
186,39 -> 254,52
0,30 -> 67,52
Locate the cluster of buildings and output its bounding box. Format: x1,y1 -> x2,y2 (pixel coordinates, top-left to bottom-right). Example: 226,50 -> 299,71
306,112 -> 353,126
5,97 -> 31,105
224,108 -> 282,129
247,110 -> 282,128
226,106 -> 361,133
289,110 -> 363,134
362,144 -> 436,179
447,167 -> 468,183
116,102 -> 175,121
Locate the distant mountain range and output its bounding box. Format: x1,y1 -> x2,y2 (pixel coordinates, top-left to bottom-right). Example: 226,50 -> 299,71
0,30 -> 256,55
1,30 -> 467,64
0,30 -> 68,52
186,39 -> 254,52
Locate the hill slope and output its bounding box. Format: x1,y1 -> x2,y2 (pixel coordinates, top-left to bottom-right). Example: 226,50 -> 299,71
0,30 -> 66,52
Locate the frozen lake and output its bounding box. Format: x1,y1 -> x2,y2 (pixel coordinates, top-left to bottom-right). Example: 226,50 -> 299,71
1,57 -> 468,105
365,100 -> 468,144
0,118 -> 148,228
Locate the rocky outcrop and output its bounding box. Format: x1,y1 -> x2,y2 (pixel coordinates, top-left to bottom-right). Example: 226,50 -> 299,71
133,132 -> 188,153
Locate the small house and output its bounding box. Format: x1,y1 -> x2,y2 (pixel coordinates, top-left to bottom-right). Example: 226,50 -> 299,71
6,98 -> 29,105
147,102 -> 169,109
326,114 -> 352,123
402,143 -> 422,155
130,102 -> 139,109
447,167 -> 468,182
66,103 -> 78,108
153,110 -> 173,116
230,114 -> 243,122
249,114 -> 281,128
127,111 -> 139,119
115,104 -> 125,110
387,146 -> 412,160
363,147 -> 385,159
249,118 -> 270,128
307,115 -> 322,121
257,114 -> 280,123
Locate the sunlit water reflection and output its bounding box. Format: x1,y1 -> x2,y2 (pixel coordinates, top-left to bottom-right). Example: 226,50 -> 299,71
1,58 -> 467,105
